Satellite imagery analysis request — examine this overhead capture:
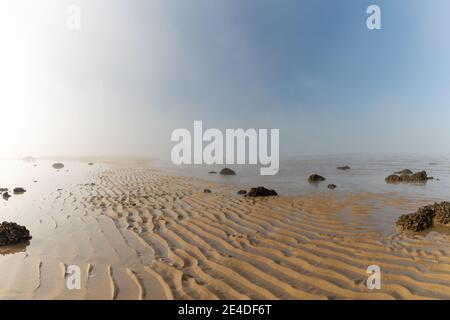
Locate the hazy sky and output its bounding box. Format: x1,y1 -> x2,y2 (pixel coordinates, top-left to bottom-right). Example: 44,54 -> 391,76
1,0 -> 449,159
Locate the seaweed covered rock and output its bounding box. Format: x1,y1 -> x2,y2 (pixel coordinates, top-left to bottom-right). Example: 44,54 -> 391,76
219,168 -> 236,175
396,201 -> 450,232
434,201 -> 450,225
396,206 -> 435,232
0,222 -> 32,246
386,170 -> 431,184
308,174 -> 326,183
246,187 -> 278,197
385,175 -> 402,184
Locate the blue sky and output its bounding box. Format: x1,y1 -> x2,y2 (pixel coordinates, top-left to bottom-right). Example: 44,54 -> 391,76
1,0 -> 449,158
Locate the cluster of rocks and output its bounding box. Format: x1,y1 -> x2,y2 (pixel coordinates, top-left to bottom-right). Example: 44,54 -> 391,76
396,202 -> 450,232
385,169 -> 432,184
0,222 -> 32,246
1,187 -> 26,200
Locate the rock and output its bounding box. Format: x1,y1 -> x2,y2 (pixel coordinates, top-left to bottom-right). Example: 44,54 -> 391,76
327,184 -> 337,190
52,163 -> 64,170
396,201 -> 450,232
2,192 -> 11,200
385,175 -> 402,183
246,187 -> 278,197
208,171 -> 217,174
336,166 -> 350,170
396,206 -> 435,232
308,174 -> 326,183
429,162 -> 437,165
0,222 -> 32,246
13,187 -> 26,195
434,202 -> 450,225
203,189 -> 212,193
219,168 -> 236,175
410,171 -> 428,183
88,162 -> 94,166
0,188 -> 8,193
394,169 -> 413,175
237,190 -> 247,195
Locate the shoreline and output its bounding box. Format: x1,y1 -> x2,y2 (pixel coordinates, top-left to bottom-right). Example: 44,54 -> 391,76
1,161 -> 450,299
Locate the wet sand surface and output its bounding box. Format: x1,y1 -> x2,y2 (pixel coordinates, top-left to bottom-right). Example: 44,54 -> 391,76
1,161 -> 450,299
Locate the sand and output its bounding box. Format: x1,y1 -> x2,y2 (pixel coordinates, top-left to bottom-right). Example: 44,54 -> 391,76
1,164 -> 450,299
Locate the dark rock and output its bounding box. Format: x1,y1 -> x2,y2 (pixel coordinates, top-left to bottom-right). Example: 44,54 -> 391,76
394,169 -> 413,175
336,166 -> 351,170
52,163 -> 64,170
396,206 -> 435,232
219,168 -> 236,175
203,189 -> 212,193
88,162 -> 94,166
13,187 -> 26,195
434,202 -> 450,225
308,174 -> 326,183
0,222 -> 32,246
410,171 -> 428,183
246,187 -> 278,197
327,184 -> 337,190
0,188 -> 8,193
208,171 -> 217,174
237,190 -> 247,195
385,174 -> 402,184
2,192 -> 11,200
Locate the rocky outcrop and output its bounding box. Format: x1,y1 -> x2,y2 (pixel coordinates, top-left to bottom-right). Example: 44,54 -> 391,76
396,201 -> 450,232
336,166 -> 350,170
386,170 -> 432,184
219,168 -> 236,175
237,190 -> 247,195
394,169 -> 413,175
13,187 -> 26,195
52,163 -> 65,170
0,222 -> 32,246
2,192 -> 11,200
203,189 -> 212,193
245,187 -> 278,197
308,174 -> 326,183
328,184 -> 337,190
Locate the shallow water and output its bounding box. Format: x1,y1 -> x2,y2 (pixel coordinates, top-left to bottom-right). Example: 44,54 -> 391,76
153,153 -> 450,201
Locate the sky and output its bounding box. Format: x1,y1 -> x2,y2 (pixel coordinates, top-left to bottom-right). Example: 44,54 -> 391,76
1,0 -> 449,160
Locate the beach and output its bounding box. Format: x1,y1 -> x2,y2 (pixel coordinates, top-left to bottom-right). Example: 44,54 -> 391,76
1,158 -> 450,299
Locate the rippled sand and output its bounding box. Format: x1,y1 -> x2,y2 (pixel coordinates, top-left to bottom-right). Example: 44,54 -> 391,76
1,163 -> 450,299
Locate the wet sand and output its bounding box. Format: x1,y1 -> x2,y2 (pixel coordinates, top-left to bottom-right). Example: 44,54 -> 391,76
1,162 -> 450,299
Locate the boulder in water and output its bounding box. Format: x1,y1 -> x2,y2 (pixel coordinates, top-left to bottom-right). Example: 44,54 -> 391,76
52,163 -> 64,170
336,166 -> 350,170
13,187 -> 26,195
328,184 -> 337,190
219,168 -> 236,175
308,174 -> 326,183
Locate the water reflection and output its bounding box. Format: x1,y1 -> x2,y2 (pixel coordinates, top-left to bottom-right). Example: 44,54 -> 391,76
0,241 -> 30,256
